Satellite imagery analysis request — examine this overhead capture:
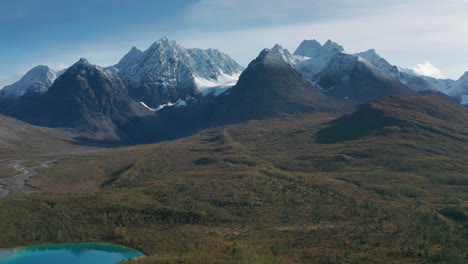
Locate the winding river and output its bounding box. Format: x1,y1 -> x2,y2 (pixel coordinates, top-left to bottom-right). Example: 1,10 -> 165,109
0,160 -> 56,198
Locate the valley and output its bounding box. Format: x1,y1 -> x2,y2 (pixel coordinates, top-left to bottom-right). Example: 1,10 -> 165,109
0,95 -> 466,263
0,31 -> 467,264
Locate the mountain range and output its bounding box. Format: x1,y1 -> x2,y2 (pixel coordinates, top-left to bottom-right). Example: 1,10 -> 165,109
1,36 -> 468,263
114,37 -> 244,107
0,36 -> 467,143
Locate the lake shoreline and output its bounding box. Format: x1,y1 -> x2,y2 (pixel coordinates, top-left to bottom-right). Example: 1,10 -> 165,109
0,242 -> 145,264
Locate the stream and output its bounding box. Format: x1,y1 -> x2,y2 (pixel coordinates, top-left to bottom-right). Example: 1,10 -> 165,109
0,160 -> 56,198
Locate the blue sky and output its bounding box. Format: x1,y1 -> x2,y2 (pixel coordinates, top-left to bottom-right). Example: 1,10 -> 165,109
1,0 -> 468,87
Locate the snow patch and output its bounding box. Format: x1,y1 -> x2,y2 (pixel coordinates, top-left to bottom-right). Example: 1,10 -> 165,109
140,101 -> 155,111
141,99 -> 187,112
193,70 -> 240,96
155,99 -> 187,112
357,57 -> 375,67
413,61 -> 443,79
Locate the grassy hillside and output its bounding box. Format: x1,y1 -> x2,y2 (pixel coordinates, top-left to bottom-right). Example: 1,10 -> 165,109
0,97 -> 467,263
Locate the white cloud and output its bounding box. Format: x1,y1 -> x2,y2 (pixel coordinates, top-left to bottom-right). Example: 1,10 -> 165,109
182,0 -> 405,29
3,0 -> 468,85
178,0 -> 468,79
413,61 -> 443,78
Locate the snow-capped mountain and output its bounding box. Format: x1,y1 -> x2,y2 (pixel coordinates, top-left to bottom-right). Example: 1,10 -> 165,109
353,49 -> 437,92
355,49 -> 395,73
268,40 -> 413,102
271,44 -> 300,67
270,39 -> 344,70
113,37 -> 244,107
293,40 -> 345,80
212,48 -> 343,119
0,65 -> 58,98
116,47 -> 144,70
353,48 -> 468,102
293,39 -> 323,58
268,40 -> 346,83
188,48 -> 243,79
314,53 -> 413,102
149,48 -> 346,136
188,48 -> 243,96
353,49 -> 454,93
292,41 -> 468,105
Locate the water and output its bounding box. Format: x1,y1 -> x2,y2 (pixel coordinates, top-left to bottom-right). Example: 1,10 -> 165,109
0,243 -> 144,264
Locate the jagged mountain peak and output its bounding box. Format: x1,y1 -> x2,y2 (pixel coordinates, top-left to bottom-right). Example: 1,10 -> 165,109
293,39 -> 346,80
29,65 -> 54,73
259,48 -> 272,55
270,44 -> 298,67
294,39 -> 344,58
78,58 -> 89,64
68,58 -> 106,74
112,36 -> 244,106
159,36 -> 171,42
149,37 -> 181,51
355,49 -> 394,73
129,46 -> 142,52
125,46 -> 143,58
116,47 -> 144,70
141,37 -> 191,65
302,39 -> 321,46
358,48 -> 379,57
187,47 -> 244,77
271,44 -> 284,51
323,39 -> 344,53
211,48 -> 344,122
72,58 -> 91,68
253,48 -> 289,68
271,44 -> 293,56
293,39 -> 323,58
63,58 -> 127,89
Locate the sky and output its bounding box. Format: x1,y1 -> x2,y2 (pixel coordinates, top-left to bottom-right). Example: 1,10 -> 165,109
1,0 -> 468,87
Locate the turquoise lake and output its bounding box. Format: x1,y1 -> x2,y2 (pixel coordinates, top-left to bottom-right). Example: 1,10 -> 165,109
0,243 -> 144,264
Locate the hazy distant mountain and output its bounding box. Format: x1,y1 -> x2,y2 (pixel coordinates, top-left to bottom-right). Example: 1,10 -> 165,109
353,48 -> 468,104
0,66 -> 58,98
314,53 -> 414,103
294,40 -> 345,79
354,49 -> 395,72
269,39 -> 468,104
270,42 -> 414,103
